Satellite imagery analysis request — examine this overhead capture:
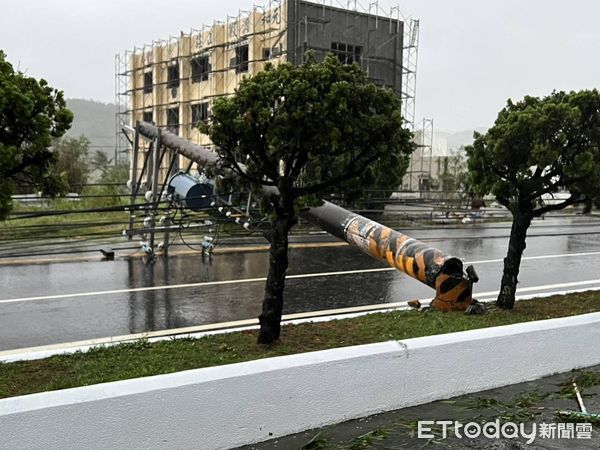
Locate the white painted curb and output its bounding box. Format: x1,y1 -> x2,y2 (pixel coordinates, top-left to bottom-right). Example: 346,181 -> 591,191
1,312 -> 599,450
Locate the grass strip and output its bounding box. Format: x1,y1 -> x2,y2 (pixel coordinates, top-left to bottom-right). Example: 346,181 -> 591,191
1,290 -> 600,400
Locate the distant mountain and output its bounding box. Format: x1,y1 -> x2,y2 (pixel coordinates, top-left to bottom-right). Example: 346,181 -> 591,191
62,99 -> 489,161
65,98 -> 117,159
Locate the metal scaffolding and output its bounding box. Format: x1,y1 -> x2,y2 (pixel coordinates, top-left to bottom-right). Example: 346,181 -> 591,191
405,117 -> 434,191
115,0 -> 418,186
115,51 -> 131,164
401,17 -> 419,132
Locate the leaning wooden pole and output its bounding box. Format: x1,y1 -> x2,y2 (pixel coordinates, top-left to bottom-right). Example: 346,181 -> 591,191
137,122 -> 478,311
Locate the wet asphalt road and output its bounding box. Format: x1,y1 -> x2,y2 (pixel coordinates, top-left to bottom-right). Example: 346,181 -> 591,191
0,217 -> 599,351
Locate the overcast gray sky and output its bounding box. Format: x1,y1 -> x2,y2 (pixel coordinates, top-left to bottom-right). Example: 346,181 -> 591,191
1,0 -> 599,131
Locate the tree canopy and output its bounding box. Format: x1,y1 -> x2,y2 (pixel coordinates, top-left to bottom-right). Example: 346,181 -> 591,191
466,89 -> 600,308
90,149 -> 112,175
202,53 -> 414,343
203,54 -> 413,202
0,50 -> 73,218
467,90 -> 600,215
52,136 -> 90,193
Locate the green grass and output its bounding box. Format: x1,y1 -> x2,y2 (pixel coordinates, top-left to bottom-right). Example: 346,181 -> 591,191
558,369 -> 600,398
0,198 -> 130,243
302,429 -> 391,450
1,291 -> 600,400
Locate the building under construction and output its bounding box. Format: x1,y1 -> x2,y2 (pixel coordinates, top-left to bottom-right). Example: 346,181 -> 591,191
116,0 -> 420,176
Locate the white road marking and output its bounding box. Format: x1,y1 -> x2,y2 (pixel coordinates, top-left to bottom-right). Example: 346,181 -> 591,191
3,285 -> 600,362
1,251 -> 600,305
469,250 -> 600,265
475,278 -> 600,297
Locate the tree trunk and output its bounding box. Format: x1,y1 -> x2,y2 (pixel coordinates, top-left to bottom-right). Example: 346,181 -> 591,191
583,197 -> 593,214
497,211 -> 532,309
257,196 -> 296,344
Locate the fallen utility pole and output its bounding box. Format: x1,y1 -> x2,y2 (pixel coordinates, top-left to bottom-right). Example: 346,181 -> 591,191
136,122 -> 479,311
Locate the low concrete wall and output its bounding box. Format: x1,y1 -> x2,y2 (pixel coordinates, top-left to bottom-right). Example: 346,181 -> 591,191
2,312 -> 599,449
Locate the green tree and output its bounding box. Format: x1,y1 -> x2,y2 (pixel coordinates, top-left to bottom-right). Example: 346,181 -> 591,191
0,51 -> 73,218
465,90 -> 600,309
101,161 -> 129,186
52,136 -> 90,193
89,149 -> 111,176
348,152 -> 410,210
439,149 -> 469,193
202,54 -> 414,344
84,161 -> 129,208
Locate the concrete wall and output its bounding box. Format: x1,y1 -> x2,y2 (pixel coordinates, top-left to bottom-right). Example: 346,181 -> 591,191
288,0 -> 403,94
3,312 -> 599,450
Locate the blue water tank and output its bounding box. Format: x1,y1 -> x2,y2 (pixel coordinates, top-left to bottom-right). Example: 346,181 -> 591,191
168,172 -> 214,210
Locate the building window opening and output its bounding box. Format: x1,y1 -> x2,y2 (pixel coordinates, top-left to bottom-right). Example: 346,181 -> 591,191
167,63 -> 180,89
143,71 -> 153,94
234,44 -> 249,73
191,102 -> 209,126
142,111 -> 153,124
263,45 -> 283,60
191,55 -> 210,82
331,42 -> 362,65
167,107 -> 179,135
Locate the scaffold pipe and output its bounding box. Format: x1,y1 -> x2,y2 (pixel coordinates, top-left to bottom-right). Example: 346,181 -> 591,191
137,122 -> 478,311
